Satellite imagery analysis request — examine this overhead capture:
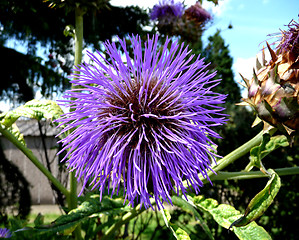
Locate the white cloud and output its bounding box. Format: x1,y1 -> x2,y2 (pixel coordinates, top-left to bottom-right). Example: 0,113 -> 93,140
233,48 -> 271,79
233,57 -> 255,81
110,0 -> 154,9
202,0 -> 231,17
233,50 -> 271,97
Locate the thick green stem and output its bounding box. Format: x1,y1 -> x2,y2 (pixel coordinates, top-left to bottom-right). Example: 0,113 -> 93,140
67,5 -> 85,212
66,6 -> 85,240
182,131 -> 264,188
73,6 -> 84,80
212,131 -> 264,173
211,167 -> 299,181
0,126 -> 70,199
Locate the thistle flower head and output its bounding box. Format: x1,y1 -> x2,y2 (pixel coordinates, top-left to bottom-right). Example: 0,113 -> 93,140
0,228 -> 11,238
57,35 -> 227,209
184,2 -> 212,24
277,19 -> 299,56
150,0 -> 184,20
241,18 -> 299,141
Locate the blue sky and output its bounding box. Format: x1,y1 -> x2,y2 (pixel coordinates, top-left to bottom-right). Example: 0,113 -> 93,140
202,0 -> 298,81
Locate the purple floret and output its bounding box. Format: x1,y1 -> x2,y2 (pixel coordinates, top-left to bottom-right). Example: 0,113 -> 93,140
57,34 -> 227,209
150,0 -> 184,20
278,19 -> 299,54
0,228 -> 12,238
184,2 -> 212,24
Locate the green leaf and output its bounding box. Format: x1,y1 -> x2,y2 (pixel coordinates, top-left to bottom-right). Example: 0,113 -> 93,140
161,209 -> 191,240
34,213 -> 45,227
172,196 -> 214,240
0,99 -> 64,128
6,123 -> 26,146
35,195 -> 130,235
230,169 -> 281,228
246,134 -> 289,171
192,195 -> 272,240
175,227 -> 191,240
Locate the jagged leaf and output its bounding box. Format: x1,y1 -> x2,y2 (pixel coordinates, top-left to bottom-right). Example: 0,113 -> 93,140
230,169 -> 281,228
35,195 -> 130,235
191,195 -> 272,240
6,123 -> 26,146
0,99 -> 64,128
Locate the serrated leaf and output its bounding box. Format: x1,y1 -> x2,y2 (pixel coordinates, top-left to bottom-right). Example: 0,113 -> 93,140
35,195 -> 130,235
230,169 -> 280,228
192,195 -> 272,240
6,123 -> 26,146
0,99 -> 64,128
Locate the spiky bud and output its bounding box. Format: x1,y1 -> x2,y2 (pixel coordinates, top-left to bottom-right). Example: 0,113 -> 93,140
241,19 -> 299,139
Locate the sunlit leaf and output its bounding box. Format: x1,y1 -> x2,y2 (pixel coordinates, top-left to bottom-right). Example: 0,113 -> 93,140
191,195 -> 272,240
35,195 -> 130,235
230,169 -> 281,228
0,99 -> 64,128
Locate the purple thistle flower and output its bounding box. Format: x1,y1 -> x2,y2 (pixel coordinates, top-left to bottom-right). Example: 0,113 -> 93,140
277,19 -> 299,55
150,0 -> 184,20
0,228 -> 11,238
184,2 -> 212,24
57,35 -> 227,209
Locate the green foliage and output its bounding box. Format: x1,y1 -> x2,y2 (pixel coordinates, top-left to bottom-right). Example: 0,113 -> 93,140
0,100 -> 64,128
171,196 -> 214,240
230,169 -> 281,228
161,209 -> 191,240
247,134 -> 289,171
35,195 -> 130,236
191,195 -> 272,240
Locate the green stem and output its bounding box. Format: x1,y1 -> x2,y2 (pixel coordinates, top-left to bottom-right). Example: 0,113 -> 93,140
67,5 -> 85,212
66,6 -> 85,240
212,131 -> 264,173
0,126 -> 70,199
183,131 -> 264,188
211,167 -> 299,181
73,6 -> 84,80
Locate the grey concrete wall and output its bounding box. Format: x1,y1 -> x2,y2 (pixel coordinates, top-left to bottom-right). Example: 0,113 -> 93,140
1,135 -> 67,204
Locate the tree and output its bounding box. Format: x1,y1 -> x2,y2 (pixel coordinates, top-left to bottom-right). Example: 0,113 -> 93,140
0,0 -> 150,104
202,30 -> 241,104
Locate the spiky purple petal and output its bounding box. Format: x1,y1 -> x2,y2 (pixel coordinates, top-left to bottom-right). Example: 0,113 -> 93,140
278,19 -> 299,54
57,35 -> 227,209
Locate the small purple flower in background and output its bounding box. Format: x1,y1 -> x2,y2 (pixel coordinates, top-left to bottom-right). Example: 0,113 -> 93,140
57,35 -> 227,209
184,2 -> 212,24
150,0 -> 184,20
0,228 -> 11,238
